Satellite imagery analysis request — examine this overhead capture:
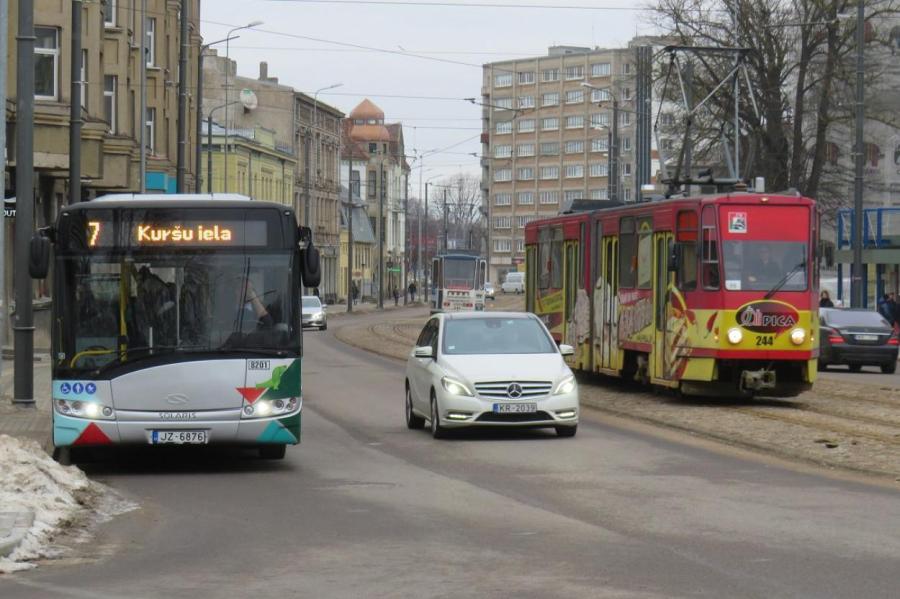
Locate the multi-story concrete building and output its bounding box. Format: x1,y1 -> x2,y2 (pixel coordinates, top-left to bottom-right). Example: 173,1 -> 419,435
480,43 -> 644,282
202,123 -> 295,203
341,100 -> 409,301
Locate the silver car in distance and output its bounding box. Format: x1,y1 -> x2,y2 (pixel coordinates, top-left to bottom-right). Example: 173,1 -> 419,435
302,295 -> 327,330
404,312 -> 579,438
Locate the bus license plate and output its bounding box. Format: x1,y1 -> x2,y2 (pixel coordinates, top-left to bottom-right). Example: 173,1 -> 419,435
150,430 -> 209,445
493,403 -> 537,414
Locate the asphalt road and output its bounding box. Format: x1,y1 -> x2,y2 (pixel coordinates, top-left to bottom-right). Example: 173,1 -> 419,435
818,363 -> 900,387
3,321 -> 900,598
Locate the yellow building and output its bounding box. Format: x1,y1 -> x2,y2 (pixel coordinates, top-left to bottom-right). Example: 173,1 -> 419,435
203,124 -> 296,205
339,192 -> 377,302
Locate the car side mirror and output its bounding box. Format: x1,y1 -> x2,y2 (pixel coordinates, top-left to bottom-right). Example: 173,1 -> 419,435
559,344 -> 575,356
29,234 -> 51,279
667,241 -> 680,273
414,345 -> 433,359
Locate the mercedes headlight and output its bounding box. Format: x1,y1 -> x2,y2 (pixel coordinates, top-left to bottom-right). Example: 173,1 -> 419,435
441,376 -> 473,397
554,375 -> 576,395
727,327 -> 743,345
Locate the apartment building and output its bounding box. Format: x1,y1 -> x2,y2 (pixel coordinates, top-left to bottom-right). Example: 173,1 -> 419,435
480,43 -> 642,282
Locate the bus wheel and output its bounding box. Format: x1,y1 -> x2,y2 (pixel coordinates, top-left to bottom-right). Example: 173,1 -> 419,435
53,446 -> 72,466
259,444 -> 287,460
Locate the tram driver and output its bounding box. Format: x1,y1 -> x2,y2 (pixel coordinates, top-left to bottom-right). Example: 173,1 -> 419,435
746,245 -> 782,288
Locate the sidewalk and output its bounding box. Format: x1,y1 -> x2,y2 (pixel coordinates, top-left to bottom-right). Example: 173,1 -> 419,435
327,297 -> 426,318
0,358 -> 52,446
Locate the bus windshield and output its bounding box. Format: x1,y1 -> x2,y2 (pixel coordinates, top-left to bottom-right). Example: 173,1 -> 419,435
722,241 -> 808,292
442,259 -> 477,290
57,252 -> 298,376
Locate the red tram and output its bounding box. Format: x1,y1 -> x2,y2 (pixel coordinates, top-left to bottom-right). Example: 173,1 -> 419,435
524,192 -> 819,397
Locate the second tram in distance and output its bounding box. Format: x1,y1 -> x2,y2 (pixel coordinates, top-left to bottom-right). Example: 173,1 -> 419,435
524,192 -> 819,397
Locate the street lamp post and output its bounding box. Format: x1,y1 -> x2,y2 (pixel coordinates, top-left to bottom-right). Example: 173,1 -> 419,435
224,21 -> 263,193
583,82 -> 621,202
206,101 -> 239,193
195,35 -> 238,193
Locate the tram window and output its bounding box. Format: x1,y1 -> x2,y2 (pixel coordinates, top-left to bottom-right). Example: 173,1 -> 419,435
676,210 -> 698,291
551,228 -> 564,289
637,217 -> 653,289
539,229 -> 551,289
701,206 -> 720,290
619,217 -> 636,288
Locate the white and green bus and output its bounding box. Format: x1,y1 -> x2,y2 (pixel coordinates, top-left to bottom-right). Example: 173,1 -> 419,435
30,194 -> 321,462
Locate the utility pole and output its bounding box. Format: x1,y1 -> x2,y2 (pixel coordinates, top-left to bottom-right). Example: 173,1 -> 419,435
139,0 -> 147,192
176,0 -> 189,192
851,1 -> 865,308
68,0 -> 82,205
14,0 -> 36,406
347,157 -> 353,313
377,158 -> 385,309
684,60 -> 693,191
610,98 -> 620,202
424,182 -> 429,289
443,188 -> 448,252
0,0 -> 8,390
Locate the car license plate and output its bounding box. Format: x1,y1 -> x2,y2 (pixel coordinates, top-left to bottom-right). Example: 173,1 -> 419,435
493,403 -> 537,414
150,430 -> 209,445
855,334 -> 878,341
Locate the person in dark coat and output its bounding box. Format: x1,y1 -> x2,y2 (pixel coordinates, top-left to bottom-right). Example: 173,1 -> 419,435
878,293 -> 894,325
819,290 -> 834,308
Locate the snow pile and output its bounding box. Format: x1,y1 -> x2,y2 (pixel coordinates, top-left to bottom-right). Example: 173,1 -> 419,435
0,434 -> 135,573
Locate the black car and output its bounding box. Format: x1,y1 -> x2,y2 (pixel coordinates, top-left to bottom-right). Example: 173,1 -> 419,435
818,308 -> 899,373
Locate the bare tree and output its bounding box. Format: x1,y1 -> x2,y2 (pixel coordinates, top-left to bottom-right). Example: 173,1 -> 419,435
432,174 -> 487,252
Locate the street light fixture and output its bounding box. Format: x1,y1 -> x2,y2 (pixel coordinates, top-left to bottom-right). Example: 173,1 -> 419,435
195,34 -> 240,192
206,100 -> 240,193
224,20 -> 264,192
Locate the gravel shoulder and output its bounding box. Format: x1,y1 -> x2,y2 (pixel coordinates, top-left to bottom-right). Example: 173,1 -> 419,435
331,297 -> 900,482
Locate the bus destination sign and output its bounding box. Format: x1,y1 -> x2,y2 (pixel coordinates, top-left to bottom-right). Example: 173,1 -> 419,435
85,219 -> 268,248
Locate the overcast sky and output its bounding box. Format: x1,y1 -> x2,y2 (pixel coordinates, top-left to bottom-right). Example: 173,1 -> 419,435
201,0 -> 654,194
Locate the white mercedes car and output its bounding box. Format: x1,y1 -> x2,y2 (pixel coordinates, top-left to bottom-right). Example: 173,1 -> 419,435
404,312 -> 579,438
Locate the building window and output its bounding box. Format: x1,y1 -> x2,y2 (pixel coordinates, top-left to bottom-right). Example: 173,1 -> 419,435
517,167 -> 534,181
590,162 -> 608,177
494,144 -> 512,158
592,138 -> 609,152
541,68 -> 559,82
103,0 -> 117,27
621,87 -> 632,101
145,107 -> 156,154
622,62 -> 632,75
518,192 -> 534,205
541,92 -> 559,107
494,216 -> 512,229
494,193 -> 512,206
590,188 -> 609,200
540,117 -> 559,131
565,89 -> 583,104
494,73 -> 513,88
621,136 -> 632,152
660,138 -> 674,151
516,215 -> 535,228
591,88 -> 610,103
79,49 -> 88,108
518,71 -> 535,85
494,168 -> 512,182
103,75 -> 117,133
591,62 -> 611,77
539,191 -> 559,205
565,115 -> 584,129
516,238 -> 525,253
565,165 -> 584,178
591,113 -> 609,129
660,112 -> 675,126
540,142 -> 559,156
564,140 -> 584,154
494,97 -> 513,110
564,65 -> 584,80
517,143 -> 535,157
518,119 -> 535,133
494,239 -> 512,252
496,121 -> 513,134
34,27 -> 59,100
145,17 -> 156,66
518,95 -> 534,109
622,162 -> 633,176
564,190 -> 582,205
368,170 -> 377,197
620,112 -> 632,126
540,166 -> 559,180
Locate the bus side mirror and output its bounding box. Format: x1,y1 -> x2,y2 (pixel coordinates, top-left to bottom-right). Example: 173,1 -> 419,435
302,240 -> 322,288
667,242 -> 681,273
29,234 -> 51,279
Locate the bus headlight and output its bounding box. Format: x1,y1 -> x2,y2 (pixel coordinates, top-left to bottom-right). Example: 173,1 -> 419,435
790,328 -> 806,345
55,398 -> 115,420
241,397 -> 300,419
727,328 -> 743,345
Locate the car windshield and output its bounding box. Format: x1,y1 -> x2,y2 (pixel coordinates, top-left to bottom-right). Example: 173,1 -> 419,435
302,297 -> 321,308
722,241 -> 807,292
824,310 -> 890,328
57,252 -> 298,375
442,317 -> 557,355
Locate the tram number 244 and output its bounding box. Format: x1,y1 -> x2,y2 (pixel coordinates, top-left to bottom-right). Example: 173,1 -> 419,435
755,335 -> 775,346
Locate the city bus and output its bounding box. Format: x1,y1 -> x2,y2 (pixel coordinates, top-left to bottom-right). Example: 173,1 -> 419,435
29,194 -> 321,462
429,253 -> 487,313
525,192 -> 819,398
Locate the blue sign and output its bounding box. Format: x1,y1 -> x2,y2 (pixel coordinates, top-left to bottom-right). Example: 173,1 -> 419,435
72,382 -> 84,394
85,383 -> 97,395
60,382 -> 71,395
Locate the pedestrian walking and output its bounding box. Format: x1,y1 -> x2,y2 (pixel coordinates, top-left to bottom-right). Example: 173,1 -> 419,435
351,281 -> 359,305
878,293 -> 895,325
819,290 -> 834,308
393,287 -> 400,306
408,281 -> 417,303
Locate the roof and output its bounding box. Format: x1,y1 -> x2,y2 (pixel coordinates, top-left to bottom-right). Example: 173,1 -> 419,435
349,99 -> 384,120
67,195 -> 294,214
443,311 -> 534,320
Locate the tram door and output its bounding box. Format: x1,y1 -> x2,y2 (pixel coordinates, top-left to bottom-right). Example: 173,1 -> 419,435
563,239 -> 578,358
653,232 -> 675,380
598,236 -> 618,371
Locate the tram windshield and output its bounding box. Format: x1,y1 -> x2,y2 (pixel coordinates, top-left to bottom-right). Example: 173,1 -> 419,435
57,252 -> 298,376
722,241 -> 807,292
442,258 -> 477,290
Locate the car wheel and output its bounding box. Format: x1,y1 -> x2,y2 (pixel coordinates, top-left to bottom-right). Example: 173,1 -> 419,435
321,322 -> 328,331
882,362 -> 897,374
849,364 -> 862,373
406,384 -> 425,429
430,391 -> 447,439
259,444 -> 286,460
555,425 -> 577,438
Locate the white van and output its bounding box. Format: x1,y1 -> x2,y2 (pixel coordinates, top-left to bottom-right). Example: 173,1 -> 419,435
501,271 -> 525,294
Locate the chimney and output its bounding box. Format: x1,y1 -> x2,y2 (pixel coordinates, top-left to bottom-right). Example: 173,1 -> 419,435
259,61 -> 268,81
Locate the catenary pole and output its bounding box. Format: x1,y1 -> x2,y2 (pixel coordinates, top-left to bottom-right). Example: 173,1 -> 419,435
68,0 -> 82,205
347,156 -> 353,312
378,157 -> 385,309
139,0 -> 147,192
14,0 -> 36,406
0,0 -> 8,390
851,1 -> 865,308
176,0 -> 189,192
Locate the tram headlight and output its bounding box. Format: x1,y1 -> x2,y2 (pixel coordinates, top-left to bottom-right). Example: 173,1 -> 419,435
54,398 -> 115,420
790,328 -> 807,345
727,327 -> 743,345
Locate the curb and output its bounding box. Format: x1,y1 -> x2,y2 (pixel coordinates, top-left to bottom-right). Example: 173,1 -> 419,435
0,511 -> 34,559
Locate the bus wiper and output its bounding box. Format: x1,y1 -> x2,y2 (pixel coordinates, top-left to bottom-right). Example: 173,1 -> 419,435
764,260 -> 807,300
